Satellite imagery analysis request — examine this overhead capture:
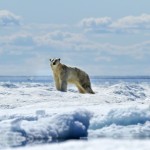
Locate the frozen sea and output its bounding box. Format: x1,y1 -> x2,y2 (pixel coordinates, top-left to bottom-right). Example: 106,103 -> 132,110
0,76 -> 150,150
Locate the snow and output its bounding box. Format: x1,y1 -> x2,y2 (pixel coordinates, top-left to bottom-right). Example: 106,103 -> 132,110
89,107 -> 150,139
0,77 -> 150,149
0,109 -> 91,148
6,139 -> 150,150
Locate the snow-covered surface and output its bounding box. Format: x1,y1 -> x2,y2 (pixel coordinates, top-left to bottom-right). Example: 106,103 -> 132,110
0,77 -> 150,149
7,139 -> 150,150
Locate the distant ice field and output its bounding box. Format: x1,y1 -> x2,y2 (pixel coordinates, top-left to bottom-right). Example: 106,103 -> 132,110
0,76 -> 150,149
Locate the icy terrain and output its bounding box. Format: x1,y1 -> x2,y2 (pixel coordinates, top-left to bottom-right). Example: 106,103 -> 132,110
0,76 -> 150,150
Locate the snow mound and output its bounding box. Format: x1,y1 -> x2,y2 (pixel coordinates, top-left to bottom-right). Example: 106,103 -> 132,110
89,107 -> 150,139
0,82 -> 18,88
113,83 -> 146,101
0,109 -> 92,148
90,107 -> 150,128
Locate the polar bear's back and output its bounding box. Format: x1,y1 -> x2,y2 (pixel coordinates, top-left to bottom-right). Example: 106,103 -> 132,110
67,66 -> 90,84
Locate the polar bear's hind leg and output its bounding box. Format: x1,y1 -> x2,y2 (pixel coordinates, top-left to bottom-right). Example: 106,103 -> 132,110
76,83 -> 86,93
80,77 -> 95,94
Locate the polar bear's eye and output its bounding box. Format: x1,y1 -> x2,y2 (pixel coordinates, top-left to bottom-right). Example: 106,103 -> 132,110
53,62 -> 56,65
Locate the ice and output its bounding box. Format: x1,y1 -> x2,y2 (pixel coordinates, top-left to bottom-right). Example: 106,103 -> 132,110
113,83 -> 146,101
36,110 -> 46,117
89,107 -> 150,139
8,139 -> 150,150
0,109 -> 91,148
90,107 -> 150,128
0,82 -> 18,88
0,77 -> 150,149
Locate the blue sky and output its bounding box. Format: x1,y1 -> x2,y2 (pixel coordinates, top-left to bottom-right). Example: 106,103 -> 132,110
0,0 -> 150,76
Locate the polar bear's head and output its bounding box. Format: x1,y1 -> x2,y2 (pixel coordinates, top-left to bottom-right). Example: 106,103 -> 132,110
50,58 -> 61,68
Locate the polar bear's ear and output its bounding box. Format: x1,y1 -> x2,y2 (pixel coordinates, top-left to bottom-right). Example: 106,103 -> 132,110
49,59 -> 52,62
58,58 -> 61,61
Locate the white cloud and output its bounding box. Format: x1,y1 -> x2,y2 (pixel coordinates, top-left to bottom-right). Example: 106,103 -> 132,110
0,33 -> 36,46
97,41 -> 150,58
0,10 -> 149,75
0,33 -> 36,56
0,30 -> 150,61
111,14 -> 150,30
80,17 -> 112,28
0,31 -> 150,75
80,14 -> 150,34
0,10 -> 21,26
79,17 -> 112,33
11,34 -> 35,46
35,31 -> 88,50
37,31 -> 150,61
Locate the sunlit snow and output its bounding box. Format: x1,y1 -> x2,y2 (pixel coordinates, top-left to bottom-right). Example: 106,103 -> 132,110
0,76 -> 150,149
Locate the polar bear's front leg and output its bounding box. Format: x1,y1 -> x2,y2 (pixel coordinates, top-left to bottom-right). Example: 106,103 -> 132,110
60,80 -> 67,92
54,75 -> 61,91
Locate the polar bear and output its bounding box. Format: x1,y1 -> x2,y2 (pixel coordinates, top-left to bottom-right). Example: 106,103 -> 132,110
49,58 -> 95,94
